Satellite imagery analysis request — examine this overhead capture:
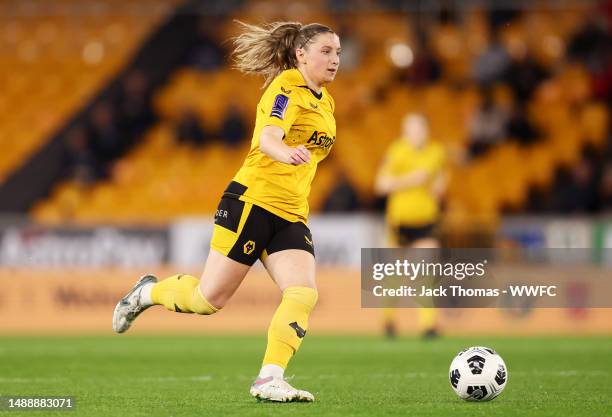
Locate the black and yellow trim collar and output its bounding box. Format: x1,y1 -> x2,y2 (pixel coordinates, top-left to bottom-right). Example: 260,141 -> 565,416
282,69 -> 324,100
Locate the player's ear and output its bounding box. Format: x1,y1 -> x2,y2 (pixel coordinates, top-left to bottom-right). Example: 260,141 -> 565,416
296,47 -> 306,64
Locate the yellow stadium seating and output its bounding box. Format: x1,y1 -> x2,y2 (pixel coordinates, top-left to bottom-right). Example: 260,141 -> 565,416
31,4 -> 602,224
0,0 -> 176,184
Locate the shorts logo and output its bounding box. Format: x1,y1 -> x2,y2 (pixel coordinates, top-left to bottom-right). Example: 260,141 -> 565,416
304,235 -> 313,247
270,94 -> 289,120
243,240 -> 256,255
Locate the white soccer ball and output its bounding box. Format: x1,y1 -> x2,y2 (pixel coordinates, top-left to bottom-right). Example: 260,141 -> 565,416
449,346 -> 508,401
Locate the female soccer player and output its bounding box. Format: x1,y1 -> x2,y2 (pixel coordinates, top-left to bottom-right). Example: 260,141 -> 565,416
112,21 -> 340,402
374,113 -> 447,339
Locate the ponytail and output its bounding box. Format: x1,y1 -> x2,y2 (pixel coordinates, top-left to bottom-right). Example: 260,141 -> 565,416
231,20 -> 334,87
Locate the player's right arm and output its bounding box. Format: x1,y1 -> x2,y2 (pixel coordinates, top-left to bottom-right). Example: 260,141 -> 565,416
373,156 -> 429,196
260,125 -> 311,165
258,79 -> 311,165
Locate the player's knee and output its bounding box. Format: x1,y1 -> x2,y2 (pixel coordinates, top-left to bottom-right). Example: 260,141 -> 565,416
283,286 -> 318,311
191,286 -> 221,315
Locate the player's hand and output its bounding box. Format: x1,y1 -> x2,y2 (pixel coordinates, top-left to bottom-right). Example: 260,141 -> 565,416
288,145 -> 311,165
411,169 -> 429,184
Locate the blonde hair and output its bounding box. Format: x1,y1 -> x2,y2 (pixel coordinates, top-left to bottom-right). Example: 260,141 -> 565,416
231,20 -> 334,87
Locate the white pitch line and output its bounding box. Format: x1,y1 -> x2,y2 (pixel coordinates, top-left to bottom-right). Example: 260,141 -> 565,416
0,370 -> 606,385
138,376 -> 213,382
138,370 -> 609,382
0,377 -> 67,383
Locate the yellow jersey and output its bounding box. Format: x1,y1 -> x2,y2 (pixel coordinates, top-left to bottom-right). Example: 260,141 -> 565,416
230,69 -> 336,223
381,138 -> 446,226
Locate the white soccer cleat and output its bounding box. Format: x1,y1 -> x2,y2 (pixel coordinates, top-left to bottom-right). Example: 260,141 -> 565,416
250,376 -> 315,403
112,274 -> 158,334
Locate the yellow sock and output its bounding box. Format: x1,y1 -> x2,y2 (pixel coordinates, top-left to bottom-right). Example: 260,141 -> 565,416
262,286 -> 318,369
383,307 -> 397,325
418,308 -> 438,330
151,274 -> 218,315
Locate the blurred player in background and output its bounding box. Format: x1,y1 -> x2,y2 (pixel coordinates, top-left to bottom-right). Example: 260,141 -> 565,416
374,113 -> 448,339
113,20 -> 341,402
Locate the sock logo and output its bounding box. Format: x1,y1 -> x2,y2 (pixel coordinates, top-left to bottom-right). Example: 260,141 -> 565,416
289,322 -> 306,338
243,240 -> 256,255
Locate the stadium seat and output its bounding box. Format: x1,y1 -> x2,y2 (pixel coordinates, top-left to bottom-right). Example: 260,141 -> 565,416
0,0 -> 176,184
31,3 -> 601,223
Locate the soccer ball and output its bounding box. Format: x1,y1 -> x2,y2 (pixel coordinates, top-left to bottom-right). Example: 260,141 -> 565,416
448,346 -> 508,401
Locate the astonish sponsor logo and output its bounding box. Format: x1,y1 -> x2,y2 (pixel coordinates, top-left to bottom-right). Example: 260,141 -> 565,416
306,131 -> 335,150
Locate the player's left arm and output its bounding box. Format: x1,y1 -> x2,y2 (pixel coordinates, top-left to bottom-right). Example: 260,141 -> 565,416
430,170 -> 448,199
430,146 -> 449,199
376,171 -> 430,196
374,162 -> 430,196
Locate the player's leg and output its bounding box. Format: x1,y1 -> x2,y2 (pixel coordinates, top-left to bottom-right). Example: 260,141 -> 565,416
261,248 -> 317,371
250,221 -> 318,402
382,226 -> 440,340
112,249 -> 250,333
382,225 -> 400,338
411,237 -> 438,249
251,249 -> 317,402
151,249 -> 251,313
113,198 -> 268,333
383,307 -> 398,339
412,234 -> 441,339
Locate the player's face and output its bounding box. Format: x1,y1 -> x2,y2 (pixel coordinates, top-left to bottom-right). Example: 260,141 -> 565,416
302,32 -> 341,86
402,114 -> 429,147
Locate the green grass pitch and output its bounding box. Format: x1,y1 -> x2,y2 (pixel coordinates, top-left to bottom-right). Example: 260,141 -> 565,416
0,335 -> 610,416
